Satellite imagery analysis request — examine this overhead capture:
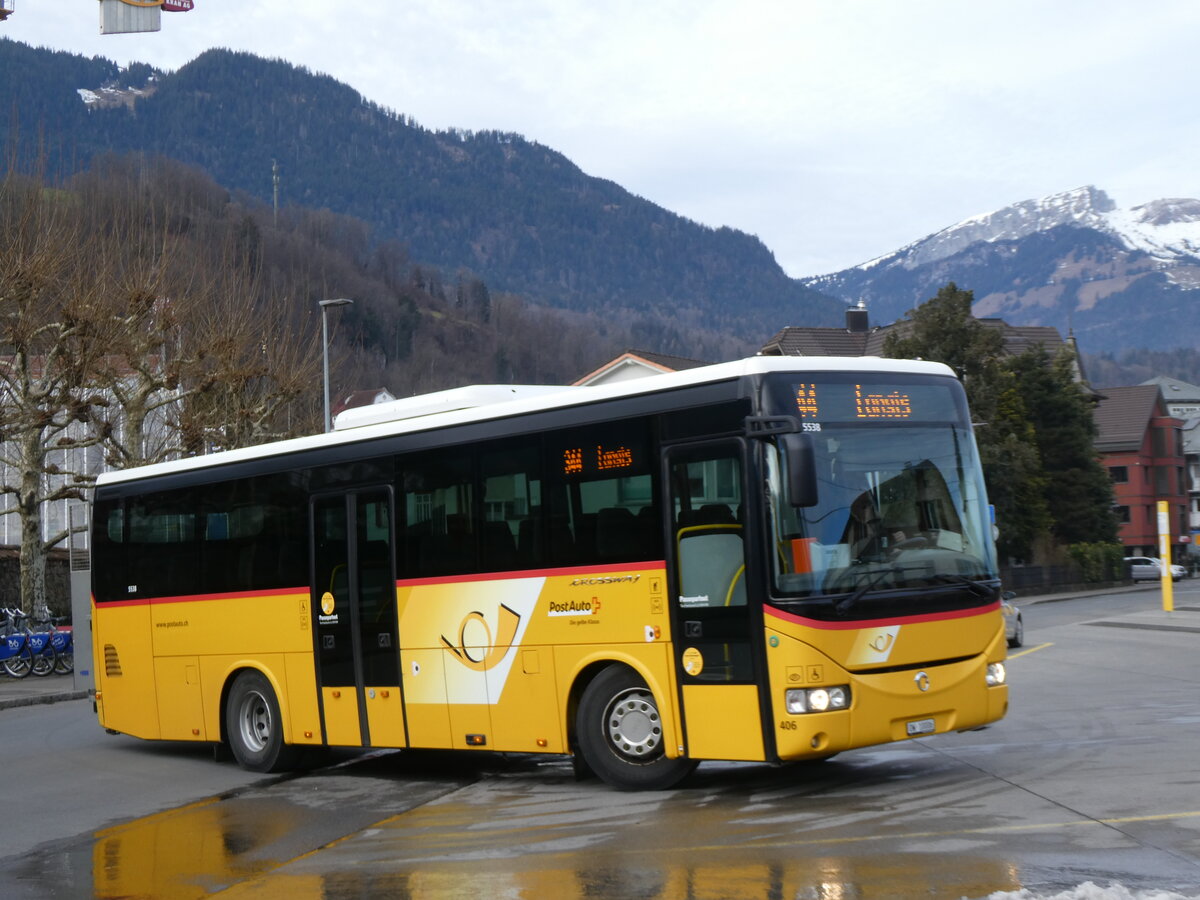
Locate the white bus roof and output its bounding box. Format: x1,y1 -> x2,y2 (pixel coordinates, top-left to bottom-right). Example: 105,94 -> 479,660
96,355 -> 956,486
333,384 -> 571,430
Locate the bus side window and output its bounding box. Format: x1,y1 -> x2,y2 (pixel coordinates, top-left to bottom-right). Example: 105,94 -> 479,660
92,500 -> 126,603
671,453 -> 745,607
481,440 -> 542,573
401,449 -> 474,577
543,418 -> 659,567
126,492 -> 198,599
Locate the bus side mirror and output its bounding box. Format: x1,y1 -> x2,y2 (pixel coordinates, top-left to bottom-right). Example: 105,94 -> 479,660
779,433 -> 818,508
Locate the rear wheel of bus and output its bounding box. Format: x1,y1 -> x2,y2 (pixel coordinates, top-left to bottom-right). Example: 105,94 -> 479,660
225,670 -> 300,773
576,665 -> 697,790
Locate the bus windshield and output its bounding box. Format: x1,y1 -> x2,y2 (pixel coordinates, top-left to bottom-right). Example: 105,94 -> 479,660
763,374 -> 998,620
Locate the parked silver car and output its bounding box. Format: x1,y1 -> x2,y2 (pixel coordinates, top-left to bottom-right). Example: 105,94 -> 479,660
1124,556 -> 1185,582
1002,597 -> 1023,648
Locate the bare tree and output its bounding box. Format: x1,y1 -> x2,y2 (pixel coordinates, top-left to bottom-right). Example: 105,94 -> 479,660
0,173 -> 116,617
177,260 -> 324,452
87,211 -> 198,469
78,163 -> 325,466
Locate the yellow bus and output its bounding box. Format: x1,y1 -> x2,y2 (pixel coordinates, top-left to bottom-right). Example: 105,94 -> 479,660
90,356 -> 1008,790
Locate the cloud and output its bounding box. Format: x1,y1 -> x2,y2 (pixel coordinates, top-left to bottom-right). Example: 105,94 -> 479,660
7,0 -> 1200,276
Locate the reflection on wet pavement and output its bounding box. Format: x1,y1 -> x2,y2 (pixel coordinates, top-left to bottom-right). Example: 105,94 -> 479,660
92,797 -> 279,897
207,757 -> 1032,899
214,857 -> 1023,900
10,747 -> 1200,898
6,751 -> 473,900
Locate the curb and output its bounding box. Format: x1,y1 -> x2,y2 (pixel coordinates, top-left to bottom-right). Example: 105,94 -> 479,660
1014,582 -> 1162,606
0,689 -> 90,711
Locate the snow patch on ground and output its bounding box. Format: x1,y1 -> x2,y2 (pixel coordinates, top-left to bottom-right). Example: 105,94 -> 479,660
986,883 -> 1200,900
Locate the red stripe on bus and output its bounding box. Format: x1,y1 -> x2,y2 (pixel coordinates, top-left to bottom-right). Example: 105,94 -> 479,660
395,561 -> 667,588
94,562 -> 667,606
765,601 -> 1000,630
96,587 -> 308,609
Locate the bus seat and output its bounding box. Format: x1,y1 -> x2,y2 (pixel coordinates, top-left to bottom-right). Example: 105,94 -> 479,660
636,506 -> 661,553
596,507 -> 637,559
439,514 -> 475,573
481,521 -> 517,571
698,504 -> 736,524
547,513 -> 575,563
574,513 -> 597,560
517,516 -> 544,567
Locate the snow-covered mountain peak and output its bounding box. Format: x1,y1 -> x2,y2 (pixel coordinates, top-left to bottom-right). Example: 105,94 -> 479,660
856,186 -> 1200,274
1132,198 -> 1200,226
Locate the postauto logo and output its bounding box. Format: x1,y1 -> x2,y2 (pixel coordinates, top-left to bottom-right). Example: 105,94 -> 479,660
440,604 -> 521,672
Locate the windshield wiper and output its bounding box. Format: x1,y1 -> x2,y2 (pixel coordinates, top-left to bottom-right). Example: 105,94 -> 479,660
835,566 -> 902,617
928,573 -> 998,601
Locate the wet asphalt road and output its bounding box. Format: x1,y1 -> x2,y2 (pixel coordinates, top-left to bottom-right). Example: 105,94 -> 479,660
3,585 -> 1199,899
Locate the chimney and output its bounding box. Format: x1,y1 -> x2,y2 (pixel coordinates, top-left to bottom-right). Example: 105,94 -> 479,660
846,299 -> 869,333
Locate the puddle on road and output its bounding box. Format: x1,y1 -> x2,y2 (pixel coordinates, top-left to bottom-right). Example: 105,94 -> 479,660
8,752 -> 1199,899
3,752 -> 473,900
91,797 -> 278,896
214,854 -> 1026,899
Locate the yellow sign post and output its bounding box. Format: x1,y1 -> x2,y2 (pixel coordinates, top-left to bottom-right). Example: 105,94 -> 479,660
1157,500 -> 1174,613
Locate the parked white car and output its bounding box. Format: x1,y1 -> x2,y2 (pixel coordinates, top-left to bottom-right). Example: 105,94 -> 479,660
1001,597 -> 1024,648
1123,556 -> 1185,582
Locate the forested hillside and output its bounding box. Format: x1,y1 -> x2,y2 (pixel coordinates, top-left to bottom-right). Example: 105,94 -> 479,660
0,39 -> 842,347
1083,348 -> 1200,391
45,154 -> 721,399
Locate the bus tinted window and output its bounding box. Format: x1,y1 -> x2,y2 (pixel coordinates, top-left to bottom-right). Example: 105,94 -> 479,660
549,420 -> 661,565
127,492 -> 200,598
94,474 -> 308,601
401,449 -> 475,577
92,500 -> 125,603
201,475 -> 308,594
481,440 -> 542,571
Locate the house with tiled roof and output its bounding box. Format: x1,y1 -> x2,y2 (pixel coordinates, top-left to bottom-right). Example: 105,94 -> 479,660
573,350 -> 710,387
1093,385 -> 1188,560
1141,377 -> 1200,556
759,302 -> 1070,360
1142,376 -> 1200,420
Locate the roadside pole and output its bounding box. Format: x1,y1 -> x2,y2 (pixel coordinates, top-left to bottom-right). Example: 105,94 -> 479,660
1158,500 -> 1174,613
68,503 -> 94,693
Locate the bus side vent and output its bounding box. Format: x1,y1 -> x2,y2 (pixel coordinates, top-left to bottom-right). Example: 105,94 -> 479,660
104,644 -> 123,677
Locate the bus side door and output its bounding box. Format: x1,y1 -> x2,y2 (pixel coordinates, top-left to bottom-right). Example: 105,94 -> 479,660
666,441 -> 767,762
310,488 -> 406,748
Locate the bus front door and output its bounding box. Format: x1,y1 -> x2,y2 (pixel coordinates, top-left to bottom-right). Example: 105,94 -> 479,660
666,442 -> 767,762
311,489 -> 406,748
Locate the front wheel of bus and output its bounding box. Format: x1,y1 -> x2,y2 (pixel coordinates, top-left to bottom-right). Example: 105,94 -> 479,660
576,666 -> 696,791
225,670 -> 299,773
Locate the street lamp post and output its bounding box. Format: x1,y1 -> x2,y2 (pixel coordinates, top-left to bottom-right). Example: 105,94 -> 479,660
319,298 -> 354,433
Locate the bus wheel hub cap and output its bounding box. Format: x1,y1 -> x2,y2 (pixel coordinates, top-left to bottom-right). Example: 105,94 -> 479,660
607,689 -> 662,757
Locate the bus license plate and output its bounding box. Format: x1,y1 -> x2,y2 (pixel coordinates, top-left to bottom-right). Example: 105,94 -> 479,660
906,718 -> 936,736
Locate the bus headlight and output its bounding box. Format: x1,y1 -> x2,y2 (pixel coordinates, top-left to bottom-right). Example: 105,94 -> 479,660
786,685 -> 851,714
986,662 -> 1006,686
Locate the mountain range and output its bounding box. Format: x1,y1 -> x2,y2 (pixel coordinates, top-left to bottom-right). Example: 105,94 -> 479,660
803,185 -> 1200,353
2,37 -> 1199,359
0,38 -> 840,351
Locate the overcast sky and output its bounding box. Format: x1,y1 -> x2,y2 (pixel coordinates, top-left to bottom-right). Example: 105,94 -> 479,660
6,1 -> 1199,277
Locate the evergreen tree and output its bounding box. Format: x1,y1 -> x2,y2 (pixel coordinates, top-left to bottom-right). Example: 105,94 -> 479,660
883,283 -> 1053,561
1008,346 -> 1119,545
882,283 -> 1005,383
970,367 -> 1053,562
884,281 -> 1118,555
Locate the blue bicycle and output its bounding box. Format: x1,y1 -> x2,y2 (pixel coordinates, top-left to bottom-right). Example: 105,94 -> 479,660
0,627 -> 30,678
0,609 -> 59,678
